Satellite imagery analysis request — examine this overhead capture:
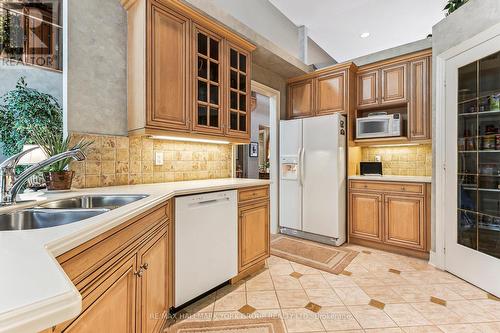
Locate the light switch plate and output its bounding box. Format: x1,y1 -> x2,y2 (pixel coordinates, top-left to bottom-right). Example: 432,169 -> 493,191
155,152 -> 164,165
375,155 -> 381,162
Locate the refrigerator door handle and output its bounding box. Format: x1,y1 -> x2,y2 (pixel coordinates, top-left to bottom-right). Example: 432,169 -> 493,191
300,148 -> 305,186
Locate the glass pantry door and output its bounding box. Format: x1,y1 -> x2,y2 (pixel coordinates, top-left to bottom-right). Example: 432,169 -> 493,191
446,36 -> 500,296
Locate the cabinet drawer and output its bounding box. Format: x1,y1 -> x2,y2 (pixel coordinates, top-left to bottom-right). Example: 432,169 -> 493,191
58,202 -> 169,289
238,186 -> 269,203
350,181 -> 424,195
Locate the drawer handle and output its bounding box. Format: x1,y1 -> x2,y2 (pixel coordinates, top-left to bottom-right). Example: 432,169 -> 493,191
401,186 -> 406,191
364,185 -> 368,188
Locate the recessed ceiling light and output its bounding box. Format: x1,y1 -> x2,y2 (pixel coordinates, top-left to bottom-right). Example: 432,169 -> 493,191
360,32 -> 370,38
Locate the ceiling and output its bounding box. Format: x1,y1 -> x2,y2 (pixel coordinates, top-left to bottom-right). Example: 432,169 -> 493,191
269,0 -> 447,62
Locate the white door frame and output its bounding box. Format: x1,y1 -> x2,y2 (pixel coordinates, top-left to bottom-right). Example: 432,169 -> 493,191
236,81 -> 280,234
434,22 -> 500,280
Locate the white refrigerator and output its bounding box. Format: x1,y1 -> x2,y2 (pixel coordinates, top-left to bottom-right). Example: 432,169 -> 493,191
279,113 -> 346,246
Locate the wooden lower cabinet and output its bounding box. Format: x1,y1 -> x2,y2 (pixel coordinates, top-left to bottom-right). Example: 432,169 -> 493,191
51,201 -> 172,333
137,230 -> 170,333
233,185 -> 270,282
348,181 -> 430,258
55,255 -> 138,333
239,200 -> 270,271
384,195 -> 425,250
349,192 -> 383,242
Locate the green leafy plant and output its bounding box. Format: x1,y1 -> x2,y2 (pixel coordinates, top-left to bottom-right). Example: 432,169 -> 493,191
0,77 -> 63,157
444,0 -> 469,15
32,130 -> 93,172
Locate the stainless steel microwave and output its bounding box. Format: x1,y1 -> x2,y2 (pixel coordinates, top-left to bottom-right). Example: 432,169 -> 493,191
356,113 -> 402,139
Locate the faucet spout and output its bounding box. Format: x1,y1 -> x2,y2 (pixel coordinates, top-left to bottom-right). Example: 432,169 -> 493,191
0,148 -> 86,206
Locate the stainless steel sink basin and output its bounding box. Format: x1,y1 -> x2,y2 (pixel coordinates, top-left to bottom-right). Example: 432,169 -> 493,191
39,194 -> 149,210
0,208 -> 109,231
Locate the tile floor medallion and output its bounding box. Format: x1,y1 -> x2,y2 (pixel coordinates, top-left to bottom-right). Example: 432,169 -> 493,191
169,243 -> 500,333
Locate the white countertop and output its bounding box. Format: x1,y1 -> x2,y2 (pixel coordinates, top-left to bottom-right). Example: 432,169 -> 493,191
348,175 -> 432,183
0,178 -> 270,333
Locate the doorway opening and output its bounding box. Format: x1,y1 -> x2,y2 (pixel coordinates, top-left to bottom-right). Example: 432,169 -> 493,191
234,81 -> 280,234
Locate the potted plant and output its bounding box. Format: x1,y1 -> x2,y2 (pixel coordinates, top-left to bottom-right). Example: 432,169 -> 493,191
0,77 -> 62,157
443,0 -> 469,15
32,131 -> 93,190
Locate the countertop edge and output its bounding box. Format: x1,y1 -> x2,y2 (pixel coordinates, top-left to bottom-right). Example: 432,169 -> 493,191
348,175 -> 432,183
0,179 -> 270,333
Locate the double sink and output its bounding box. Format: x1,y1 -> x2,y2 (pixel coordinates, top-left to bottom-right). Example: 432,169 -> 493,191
0,194 -> 148,231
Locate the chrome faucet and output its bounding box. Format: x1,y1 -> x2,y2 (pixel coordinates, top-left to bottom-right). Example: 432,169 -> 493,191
0,148 -> 86,206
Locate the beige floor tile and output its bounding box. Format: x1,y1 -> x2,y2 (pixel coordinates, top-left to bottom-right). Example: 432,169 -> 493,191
401,326 -> 444,333
473,322 -> 500,333
376,271 -> 413,286
281,308 -> 325,332
446,300 -> 498,323
438,323 -> 481,333
344,264 -> 369,274
410,301 -> 464,325
290,262 -> 323,275
247,308 -> 283,320
362,286 -> 406,304
267,255 -> 290,266
421,285 -> 465,301
272,274 -> 304,290
348,305 -> 397,329
365,328 -> 404,333
391,285 -> 430,302
318,306 -> 362,331
214,292 -> 246,312
471,299 -> 500,320
325,331 -> 364,333
183,293 -> 215,313
300,275 -> 331,289
246,291 -> 280,309
322,272 -> 358,288
270,263 -> 295,276
383,303 -> 431,327
352,272 -> 386,287
276,289 -> 310,308
305,289 -> 343,307
246,272 -> 275,291
334,287 -> 371,305
445,283 -> 488,300
216,280 -> 246,298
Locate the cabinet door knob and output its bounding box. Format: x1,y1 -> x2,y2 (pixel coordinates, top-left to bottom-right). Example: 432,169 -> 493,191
134,268 -> 144,277
401,186 -> 406,191
142,263 -> 149,270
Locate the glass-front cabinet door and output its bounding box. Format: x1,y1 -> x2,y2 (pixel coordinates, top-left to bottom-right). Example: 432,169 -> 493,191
193,26 -> 223,134
226,43 -> 250,139
457,50 -> 500,259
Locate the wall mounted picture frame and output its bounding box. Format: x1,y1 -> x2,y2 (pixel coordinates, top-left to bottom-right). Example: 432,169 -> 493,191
249,142 -> 258,157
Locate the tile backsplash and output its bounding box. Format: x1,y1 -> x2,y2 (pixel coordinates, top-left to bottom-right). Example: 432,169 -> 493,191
361,144 -> 432,176
69,133 -> 233,188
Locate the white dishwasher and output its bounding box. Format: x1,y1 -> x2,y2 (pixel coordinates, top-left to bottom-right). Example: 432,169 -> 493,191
174,190 -> 238,308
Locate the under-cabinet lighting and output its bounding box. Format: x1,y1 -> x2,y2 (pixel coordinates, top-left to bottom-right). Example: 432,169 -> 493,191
360,32 -> 370,38
149,135 -> 230,145
369,143 -> 421,148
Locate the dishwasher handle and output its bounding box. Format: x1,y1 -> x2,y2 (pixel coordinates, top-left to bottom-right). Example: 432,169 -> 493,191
190,196 -> 230,207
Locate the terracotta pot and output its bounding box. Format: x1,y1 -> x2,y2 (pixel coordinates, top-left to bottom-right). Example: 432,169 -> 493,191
43,171 -> 74,191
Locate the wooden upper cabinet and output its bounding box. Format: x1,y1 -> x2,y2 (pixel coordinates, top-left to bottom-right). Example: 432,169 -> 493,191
316,71 -> 346,115
148,3 -> 190,131
384,195 -> 425,250
192,26 -> 224,135
288,79 -> 314,119
226,44 -> 251,139
122,0 -> 255,142
349,192 -> 383,242
357,70 -> 378,108
409,57 -> 430,140
238,200 -> 270,271
381,63 -> 407,105
138,230 -> 169,333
